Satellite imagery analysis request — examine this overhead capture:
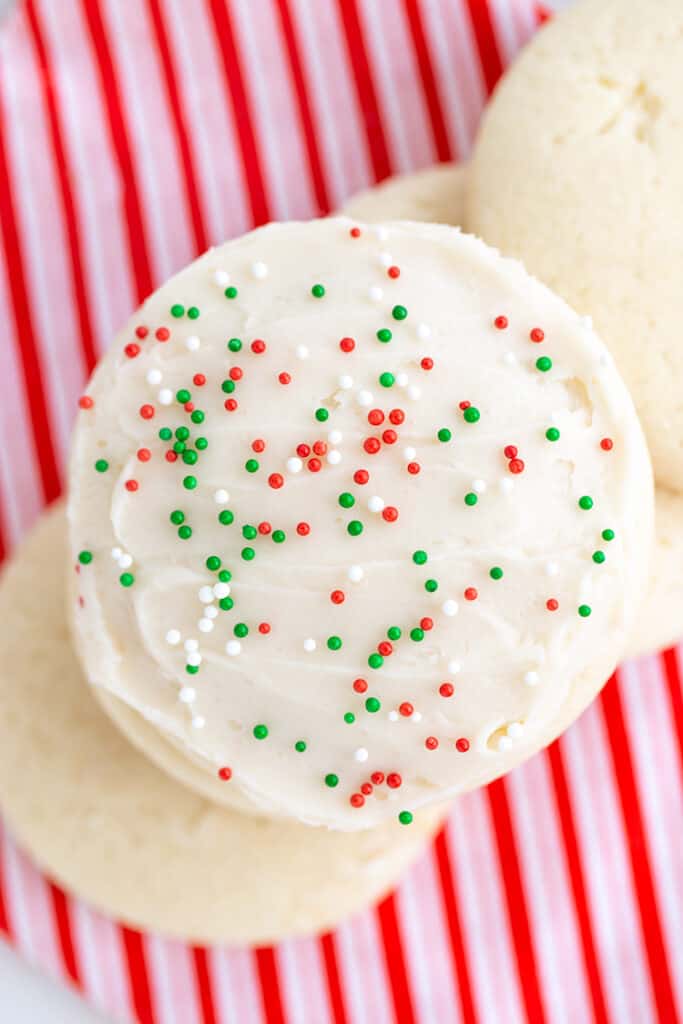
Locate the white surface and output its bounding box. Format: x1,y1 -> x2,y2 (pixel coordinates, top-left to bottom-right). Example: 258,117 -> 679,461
0,940 -> 110,1022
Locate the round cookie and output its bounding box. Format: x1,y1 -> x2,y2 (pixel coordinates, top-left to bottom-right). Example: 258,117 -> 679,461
342,164 -> 465,224
341,166 -> 683,658
68,217 -> 653,830
466,0 -> 683,490
0,503 -> 447,944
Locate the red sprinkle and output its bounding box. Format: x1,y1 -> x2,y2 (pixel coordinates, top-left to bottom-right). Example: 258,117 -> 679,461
464,587 -> 478,601
307,457 -> 322,472
258,622 -> 271,635
184,402 -> 194,413
399,702 -> 413,717
546,598 -> 559,611
139,404 -> 155,420
135,326 -> 149,339
387,265 -> 400,279
296,521 -> 310,536
386,772 -> 402,789
124,480 -> 138,492
439,683 -> 454,698
217,767 -> 232,781
368,409 -> 384,426
407,462 -> 421,475
137,448 -> 151,462
420,357 -> 434,371
258,521 -> 272,535
224,399 -> 238,412
297,444 -> 311,458
371,772 -> 385,786
313,441 -> 327,456
155,327 -> 170,342
378,641 -> 393,657
389,408 -> 405,425
354,469 -> 369,485
459,400 -> 471,410
455,738 -> 470,753
251,339 -> 266,354
124,343 -> 140,359
278,372 -> 291,385
600,437 -> 614,451
330,590 -> 345,604
360,782 -> 373,796
504,445 -> 518,459
229,367 -> 243,381
530,327 -> 545,343
340,336 -> 355,353
252,439 -> 266,453
350,793 -> 365,808
425,736 -> 439,750
193,373 -> 206,386
165,451 -> 178,463
494,315 -> 508,330
353,678 -> 368,694
382,429 -> 397,445
420,616 -> 433,631
78,395 -> 94,410
364,437 -> 381,455
508,458 -> 525,474
350,227 -> 361,238
268,473 -> 284,489
382,506 -> 399,522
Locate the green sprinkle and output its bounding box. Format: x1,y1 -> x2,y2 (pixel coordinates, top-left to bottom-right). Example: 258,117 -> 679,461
78,550 -> 93,565
227,337 -> 242,352
365,697 -> 381,713
324,773 -> 339,787
392,304 -> 408,321
578,604 -> 592,618
241,547 -> 255,561
224,286 -> 238,299
311,283 -> 325,298
546,427 -> 560,442
178,525 -> 192,540
376,328 -> 392,343
315,407 -> 329,422
196,437 -> 208,450
245,459 -> 259,473
536,356 -> 553,372
170,303 -> 184,318
272,530 -> 286,544
425,578 -> 439,592
191,410 -> 204,424
398,811 -> 413,826
437,428 -> 452,443
410,627 -> 424,642
347,520 -> 363,536
173,441 -> 186,453
602,528 -> 615,542
206,555 -> 221,571
379,372 -> 395,388
578,496 -> 594,510
176,426 -> 190,441
387,626 -> 401,641
218,509 -> 234,526
218,570 -> 232,582
219,596 -> 234,611
234,623 -> 248,638
159,427 -> 172,441
464,492 -> 478,506
412,550 -> 428,565
176,389 -> 191,404
463,406 -> 480,423
344,712 -> 355,724
339,492 -> 355,509
170,510 -> 185,525
187,306 -> 200,320
222,379 -> 236,394
592,550 -> 606,564
490,566 -> 504,580
294,740 -> 307,753
119,572 -> 134,587
253,724 -> 268,740
242,525 -> 257,540
182,450 -> 198,465
186,664 -> 199,675
327,635 -> 342,651
95,459 -> 109,473
368,653 -> 384,670
183,475 -> 197,490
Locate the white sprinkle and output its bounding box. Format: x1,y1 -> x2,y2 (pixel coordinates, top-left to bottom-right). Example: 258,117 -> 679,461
158,388 -> 173,406
251,260 -> 268,279
408,385 -> 422,401
368,286 -> 383,302
166,629 -> 181,645
213,582 -> 230,599
448,659 -> 462,674
546,561 -> 559,577
205,606 -> 218,619
111,547 -> 122,560
472,479 -> 487,494
339,375 -> 354,390
198,585 -> 215,604
403,446 -> 416,461
348,565 -> 364,583
507,722 -> 524,739
192,715 -> 205,729
186,652 -> 202,667
378,251 -> 392,267
184,638 -> 199,653
442,600 -> 459,617
327,449 -> 342,465
295,344 -> 309,360
368,495 -> 384,513
214,489 -> 229,504
389,711 -> 399,722
411,711 -> 422,723
198,618 -> 214,633
524,671 -> 540,687
186,335 -> 200,352
328,429 -> 343,445
499,478 -> 514,494
357,389 -> 373,406
374,225 -> 389,241
214,269 -> 230,287
179,686 -> 196,704
497,735 -> 513,752
225,640 -> 241,657
503,351 -> 517,365
146,368 -> 162,386
303,637 -> 316,652
416,322 -> 431,340
118,553 -> 133,570
396,372 -> 409,387
354,747 -> 369,763
287,457 -> 303,474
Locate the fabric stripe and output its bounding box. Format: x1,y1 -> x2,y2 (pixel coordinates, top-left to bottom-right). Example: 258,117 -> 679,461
120,926 -> 156,1024
464,0 -> 504,95
277,937 -> 333,1024
376,893 -> 417,1024
334,910 -> 395,1024
71,902 -> 135,1022
402,0 -> 452,163
432,830 -> 477,1024
255,947 -> 287,1024
193,947 -> 219,1024
661,646 -> 683,765
319,933 -> 348,1024
487,779 -> 547,1024
47,885 -> 81,988
209,947 -> 265,1024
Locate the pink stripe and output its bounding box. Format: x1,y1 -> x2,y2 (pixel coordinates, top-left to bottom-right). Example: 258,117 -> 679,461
1,835 -> 62,982
277,936 -> 334,1023
209,947 -> 265,1024
147,936 -> 202,1024
71,901 -> 136,1021
334,909 -> 396,1024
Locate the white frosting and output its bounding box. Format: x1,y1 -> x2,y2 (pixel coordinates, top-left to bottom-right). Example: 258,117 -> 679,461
68,219 -> 652,829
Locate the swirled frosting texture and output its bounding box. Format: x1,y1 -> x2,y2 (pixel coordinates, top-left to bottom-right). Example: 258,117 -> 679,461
69,219 -> 652,829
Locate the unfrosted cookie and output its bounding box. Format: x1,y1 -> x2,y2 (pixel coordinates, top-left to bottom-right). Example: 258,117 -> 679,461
341,166 -> 682,657
467,0 -> 683,490
68,217 -> 653,830
342,164 -> 465,225
0,504 -> 446,944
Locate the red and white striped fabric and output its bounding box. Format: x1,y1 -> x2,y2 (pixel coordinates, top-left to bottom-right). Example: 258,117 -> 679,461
0,1 -> 680,1021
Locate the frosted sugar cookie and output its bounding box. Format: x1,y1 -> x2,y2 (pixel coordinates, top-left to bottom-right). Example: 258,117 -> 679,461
342,164 -> 465,225
68,218 -> 653,830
